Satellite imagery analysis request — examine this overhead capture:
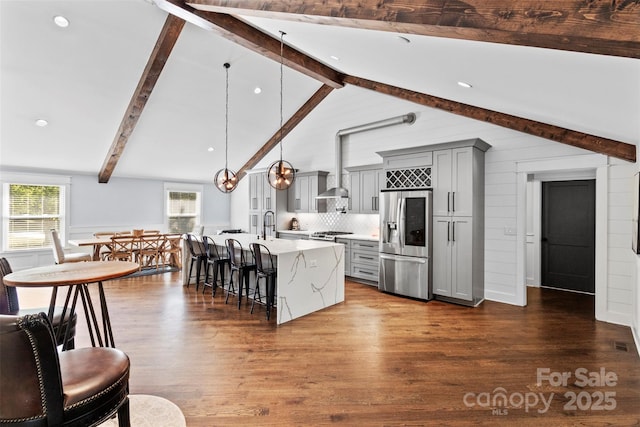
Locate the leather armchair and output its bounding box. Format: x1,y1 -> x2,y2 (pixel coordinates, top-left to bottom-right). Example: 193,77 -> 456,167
0,313 -> 131,427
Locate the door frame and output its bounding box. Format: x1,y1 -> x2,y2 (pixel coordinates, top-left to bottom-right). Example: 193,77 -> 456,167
516,154 -> 608,321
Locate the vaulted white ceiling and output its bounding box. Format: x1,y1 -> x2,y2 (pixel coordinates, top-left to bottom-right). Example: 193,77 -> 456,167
1,0 -> 638,183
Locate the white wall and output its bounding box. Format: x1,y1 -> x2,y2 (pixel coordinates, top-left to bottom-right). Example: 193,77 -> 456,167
1,171 -> 231,270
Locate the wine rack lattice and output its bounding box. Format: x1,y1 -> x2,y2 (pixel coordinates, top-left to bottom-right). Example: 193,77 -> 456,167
385,167 -> 432,189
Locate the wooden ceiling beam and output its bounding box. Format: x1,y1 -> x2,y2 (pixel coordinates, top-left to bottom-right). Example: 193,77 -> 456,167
98,14 -> 185,183
186,0 -> 640,58
154,0 -> 345,88
236,84 -> 335,180
344,75 -> 636,162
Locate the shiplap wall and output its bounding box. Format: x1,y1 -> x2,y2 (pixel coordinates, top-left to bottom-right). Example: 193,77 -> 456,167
232,85 -> 638,327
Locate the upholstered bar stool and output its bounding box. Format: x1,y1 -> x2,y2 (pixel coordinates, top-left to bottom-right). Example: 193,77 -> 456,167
225,239 -> 256,309
250,243 -> 277,320
0,313 -> 130,427
202,236 -> 230,297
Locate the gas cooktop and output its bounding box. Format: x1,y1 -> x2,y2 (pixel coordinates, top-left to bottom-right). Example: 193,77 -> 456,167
310,231 -> 353,241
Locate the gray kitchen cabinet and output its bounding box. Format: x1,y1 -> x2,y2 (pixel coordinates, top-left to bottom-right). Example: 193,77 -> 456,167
247,169 -> 287,237
348,239 -> 379,285
346,164 -> 384,214
288,171 -> 328,213
278,231 -> 309,240
432,217 -> 474,300
433,147 -> 475,217
335,238 -> 351,274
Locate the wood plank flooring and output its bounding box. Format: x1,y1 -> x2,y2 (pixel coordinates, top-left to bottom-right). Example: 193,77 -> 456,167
58,272 -> 640,426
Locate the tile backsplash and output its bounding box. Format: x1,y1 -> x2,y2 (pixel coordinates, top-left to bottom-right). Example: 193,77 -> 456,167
284,174 -> 380,237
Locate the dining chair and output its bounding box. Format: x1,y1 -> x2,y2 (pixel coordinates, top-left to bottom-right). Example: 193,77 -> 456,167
202,236 -> 230,297
225,239 -> 257,309
50,229 -> 91,264
137,234 -> 164,270
109,235 -> 137,263
185,234 -> 207,290
0,257 -> 77,349
0,312 -> 130,427
160,234 -> 183,269
250,243 -> 277,320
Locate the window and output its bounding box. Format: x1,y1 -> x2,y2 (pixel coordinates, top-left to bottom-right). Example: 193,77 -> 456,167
165,183 -> 202,234
3,183 -> 65,250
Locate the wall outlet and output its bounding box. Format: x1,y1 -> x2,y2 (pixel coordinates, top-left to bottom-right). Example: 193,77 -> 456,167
504,226 -> 516,236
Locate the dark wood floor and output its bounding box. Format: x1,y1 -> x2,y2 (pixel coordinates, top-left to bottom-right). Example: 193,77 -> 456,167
53,272 -> 640,426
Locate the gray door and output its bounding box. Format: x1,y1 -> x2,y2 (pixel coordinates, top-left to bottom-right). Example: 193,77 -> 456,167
541,180 -> 595,293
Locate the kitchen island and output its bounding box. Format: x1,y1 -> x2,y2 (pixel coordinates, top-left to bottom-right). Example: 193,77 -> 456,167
183,234 -> 345,325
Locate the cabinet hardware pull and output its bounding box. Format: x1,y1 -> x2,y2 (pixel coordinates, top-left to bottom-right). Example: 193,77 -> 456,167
452,192 -> 455,212
452,221 -> 456,242
447,222 -> 450,242
447,192 -> 450,212
360,256 -> 375,260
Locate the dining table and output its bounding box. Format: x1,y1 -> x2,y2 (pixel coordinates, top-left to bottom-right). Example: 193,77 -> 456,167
2,261 -> 139,350
68,236 -> 113,261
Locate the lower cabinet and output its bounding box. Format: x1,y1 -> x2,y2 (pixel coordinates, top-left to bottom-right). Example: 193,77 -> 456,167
432,216 -> 483,305
335,238 -> 351,275
346,239 -> 379,285
277,232 -> 309,240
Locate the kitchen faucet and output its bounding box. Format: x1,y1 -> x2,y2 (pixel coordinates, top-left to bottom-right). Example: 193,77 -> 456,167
263,210 -> 275,240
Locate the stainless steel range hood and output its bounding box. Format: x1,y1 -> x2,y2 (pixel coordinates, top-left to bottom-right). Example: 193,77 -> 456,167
317,113 -> 416,199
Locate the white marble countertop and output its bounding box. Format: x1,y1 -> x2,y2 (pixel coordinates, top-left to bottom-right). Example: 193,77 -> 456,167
212,233 -> 340,255
276,230 -> 379,242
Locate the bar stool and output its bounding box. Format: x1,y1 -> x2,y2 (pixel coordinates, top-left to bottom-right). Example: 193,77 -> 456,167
225,239 -> 257,309
250,243 -> 277,320
202,236 -> 230,297
185,234 -> 207,290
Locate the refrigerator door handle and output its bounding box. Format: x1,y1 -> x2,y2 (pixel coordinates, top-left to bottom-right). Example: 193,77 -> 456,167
399,197 -> 406,248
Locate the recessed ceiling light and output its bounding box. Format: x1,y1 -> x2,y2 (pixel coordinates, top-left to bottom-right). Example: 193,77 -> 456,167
398,36 -> 411,43
457,81 -> 472,88
53,15 -> 69,28
207,147 -> 214,152
35,119 -> 49,127
254,87 -> 262,94
330,55 -> 340,61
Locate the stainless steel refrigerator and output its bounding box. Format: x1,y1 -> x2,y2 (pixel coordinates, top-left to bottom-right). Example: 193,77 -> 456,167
379,189 -> 433,300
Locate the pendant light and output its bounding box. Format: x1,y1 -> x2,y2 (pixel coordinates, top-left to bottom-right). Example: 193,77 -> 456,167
214,62 -> 238,193
267,31 -> 296,190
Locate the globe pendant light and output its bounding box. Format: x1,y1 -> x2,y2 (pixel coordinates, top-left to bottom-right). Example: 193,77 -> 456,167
267,31 -> 296,190
214,62 -> 238,193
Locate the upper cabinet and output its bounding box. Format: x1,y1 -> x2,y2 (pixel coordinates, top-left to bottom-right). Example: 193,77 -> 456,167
247,170 -> 288,237
432,147 -> 476,217
346,164 -> 384,214
249,173 -> 276,213
288,171 -> 329,213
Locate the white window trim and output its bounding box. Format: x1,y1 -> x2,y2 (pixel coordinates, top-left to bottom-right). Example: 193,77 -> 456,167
163,182 -> 203,233
1,172 -> 71,252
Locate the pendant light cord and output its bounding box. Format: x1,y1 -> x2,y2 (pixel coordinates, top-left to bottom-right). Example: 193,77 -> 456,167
224,62 -> 230,172
279,31 -> 285,161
